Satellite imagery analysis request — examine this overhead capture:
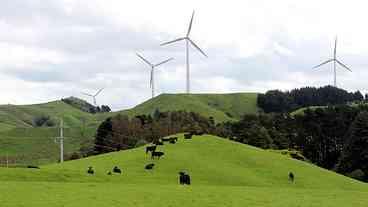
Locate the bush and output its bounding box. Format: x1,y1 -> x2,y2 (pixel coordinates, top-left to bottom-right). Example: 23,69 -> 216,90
65,152 -> 81,161
347,169 -> 365,181
33,115 -> 55,127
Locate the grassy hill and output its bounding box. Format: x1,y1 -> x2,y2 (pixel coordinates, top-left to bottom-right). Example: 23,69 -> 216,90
125,93 -> 259,122
0,134 -> 366,206
0,93 -> 259,165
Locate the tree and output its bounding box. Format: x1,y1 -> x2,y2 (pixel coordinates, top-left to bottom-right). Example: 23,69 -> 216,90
337,111 -> 368,181
101,105 -> 111,112
94,118 -> 113,154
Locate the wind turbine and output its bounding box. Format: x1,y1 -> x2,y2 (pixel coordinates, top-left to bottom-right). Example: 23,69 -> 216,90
82,88 -> 104,106
160,10 -> 207,94
313,36 -> 352,87
136,53 -> 173,98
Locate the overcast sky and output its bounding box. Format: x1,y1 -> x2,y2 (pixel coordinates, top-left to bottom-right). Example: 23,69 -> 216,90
1,0 -> 368,110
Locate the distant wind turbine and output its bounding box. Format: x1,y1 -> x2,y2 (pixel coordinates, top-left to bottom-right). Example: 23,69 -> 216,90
136,53 -> 173,98
82,88 -> 104,106
313,36 -> 352,87
161,10 -> 207,94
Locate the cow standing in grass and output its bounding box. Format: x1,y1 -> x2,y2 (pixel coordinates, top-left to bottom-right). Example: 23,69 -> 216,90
113,166 -> 122,174
151,151 -> 164,159
289,172 -> 294,183
145,163 -> 155,170
87,166 -> 94,175
179,171 -> 191,185
146,145 -> 157,154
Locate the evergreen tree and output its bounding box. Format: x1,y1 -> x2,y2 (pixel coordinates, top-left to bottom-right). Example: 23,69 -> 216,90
337,111 -> 368,181
94,118 -> 113,154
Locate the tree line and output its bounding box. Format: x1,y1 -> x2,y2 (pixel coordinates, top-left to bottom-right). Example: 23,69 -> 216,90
216,104 -> 368,182
85,110 -> 215,155
258,86 -> 364,113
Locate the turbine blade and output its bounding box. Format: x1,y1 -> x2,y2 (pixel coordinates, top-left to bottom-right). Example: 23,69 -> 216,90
334,36 -> 337,58
154,58 -> 174,67
136,53 -> 152,66
188,38 -> 208,57
81,92 -> 93,97
160,37 -> 186,46
186,10 -> 195,37
336,59 -> 352,72
313,59 -> 334,69
95,88 -> 104,96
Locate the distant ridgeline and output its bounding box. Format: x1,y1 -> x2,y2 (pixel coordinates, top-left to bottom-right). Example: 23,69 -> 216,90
61,96 -> 111,113
257,86 -> 364,113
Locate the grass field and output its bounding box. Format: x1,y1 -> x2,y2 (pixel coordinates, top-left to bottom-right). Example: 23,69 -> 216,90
0,134 -> 366,206
0,93 -> 259,164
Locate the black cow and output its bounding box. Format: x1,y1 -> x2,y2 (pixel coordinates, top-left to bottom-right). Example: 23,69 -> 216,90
107,171 -> 112,175
169,139 -> 176,144
170,137 -> 178,142
27,165 -> 40,169
87,166 -> 94,175
161,137 -> 171,142
289,172 -> 294,182
113,166 -> 122,174
179,171 -> 191,185
151,151 -> 164,159
184,133 -> 193,139
146,145 -> 157,154
145,163 -> 155,170
153,140 -> 164,145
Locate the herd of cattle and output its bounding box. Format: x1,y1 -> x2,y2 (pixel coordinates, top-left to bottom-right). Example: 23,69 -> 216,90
86,132 -> 195,185
85,132 -> 296,185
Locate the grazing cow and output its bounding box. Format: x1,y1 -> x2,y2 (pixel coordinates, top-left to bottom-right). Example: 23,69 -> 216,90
145,163 -> 155,170
179,171 -> 191,185
169,139 -> 176,144
184,133 -> 193,139
170,137 -> 178,142
27,165 -> 40,169
153,140 -> 164,145
161,137 -> 171,142
179,172 -> 185,184
113,166 -> 122,174
289,172 -> 294,182
87,166 -> 94,175
146,145 -> 157,154
151,151 -> 164,159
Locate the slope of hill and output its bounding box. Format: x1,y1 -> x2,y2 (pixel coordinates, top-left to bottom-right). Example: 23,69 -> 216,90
0,101 -> 104,130
0,93 -> 259,165
125,93 -> 259,122
0,134 -> 366,206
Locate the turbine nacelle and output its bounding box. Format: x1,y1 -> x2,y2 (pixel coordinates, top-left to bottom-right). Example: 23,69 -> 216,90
313,36 -> 352,87
82,88 -> 104,106
136,53 -> 173,98
160,10 -> 207,94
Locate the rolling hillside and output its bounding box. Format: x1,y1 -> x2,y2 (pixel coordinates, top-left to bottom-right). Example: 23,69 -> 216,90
0,134 -> 366,206
0,93 -> 259,165
125,93 -> 259,122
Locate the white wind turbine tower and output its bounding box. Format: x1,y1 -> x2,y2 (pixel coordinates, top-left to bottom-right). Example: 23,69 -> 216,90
136,53 -> 173,98
161,10 -> 207,94
313,36 -> 352,87
82,88 -> 104,106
